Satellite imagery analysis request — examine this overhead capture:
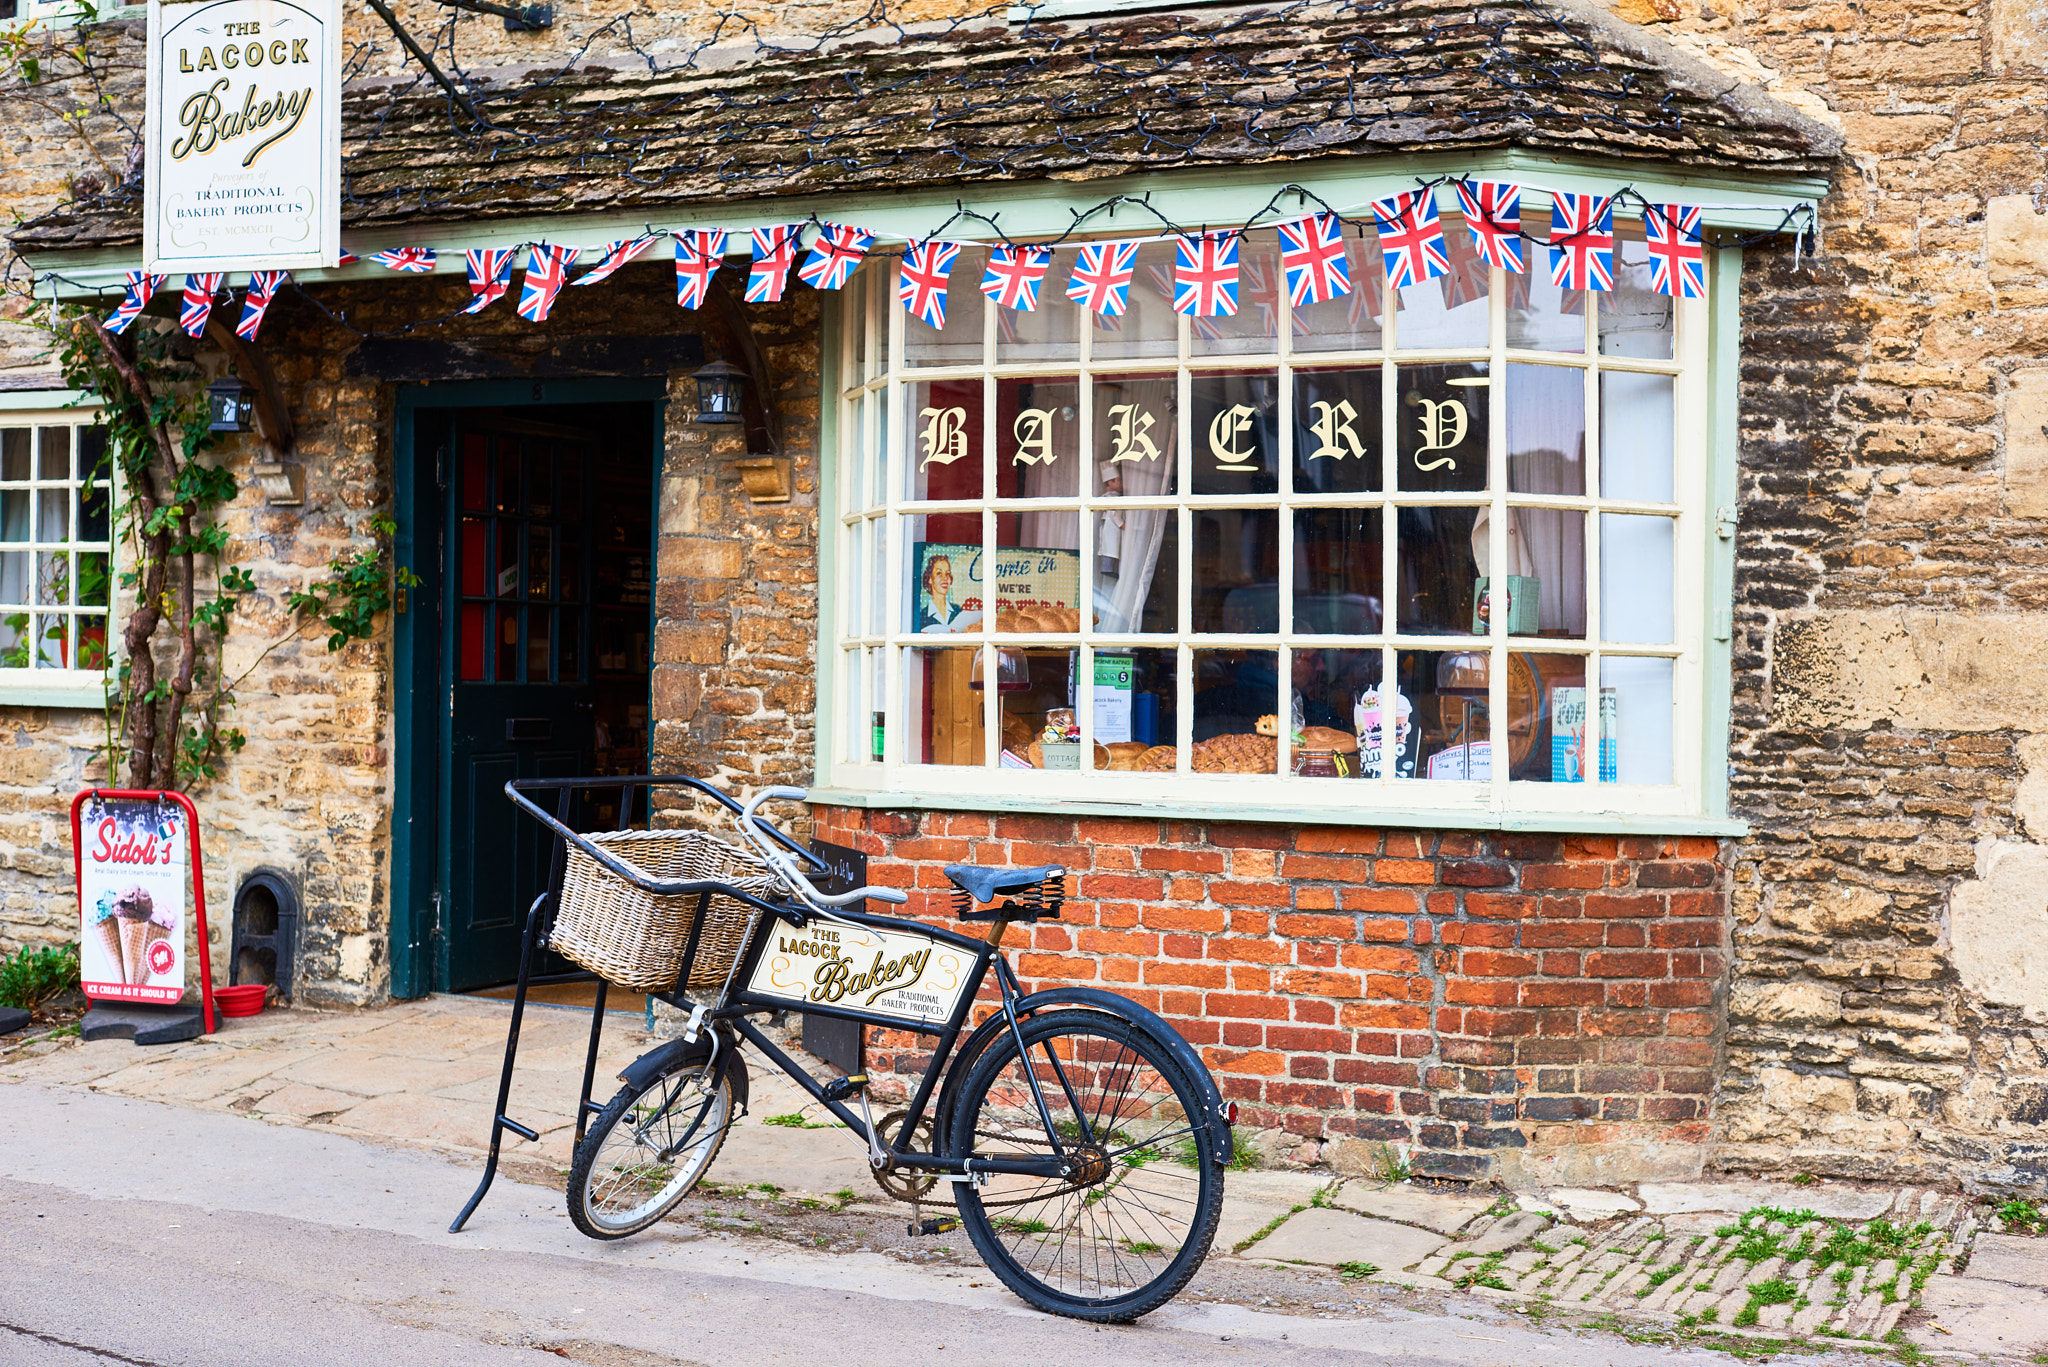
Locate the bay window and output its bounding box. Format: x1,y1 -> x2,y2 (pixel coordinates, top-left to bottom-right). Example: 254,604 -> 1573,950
824,205 -> 1715,821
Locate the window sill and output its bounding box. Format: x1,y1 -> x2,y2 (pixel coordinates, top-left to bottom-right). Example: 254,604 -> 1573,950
804,786 -> 1748,838
0,674 -> 108,710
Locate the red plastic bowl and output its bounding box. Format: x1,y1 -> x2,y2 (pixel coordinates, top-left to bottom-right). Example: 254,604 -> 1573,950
214,984 -> 269,1017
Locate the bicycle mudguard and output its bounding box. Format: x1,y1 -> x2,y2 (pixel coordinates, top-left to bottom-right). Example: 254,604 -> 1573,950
618,1028 -> 750,1114
940,987 -> 1233,1164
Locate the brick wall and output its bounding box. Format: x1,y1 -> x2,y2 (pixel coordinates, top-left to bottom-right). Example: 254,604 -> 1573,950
816,804 -> 1730,1185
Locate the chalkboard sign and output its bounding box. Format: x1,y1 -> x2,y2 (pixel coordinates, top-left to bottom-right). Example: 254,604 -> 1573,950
802,838 -> 868,1074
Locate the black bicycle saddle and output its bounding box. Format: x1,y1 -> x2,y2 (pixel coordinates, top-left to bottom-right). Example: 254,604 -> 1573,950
943,863 -> 1064,904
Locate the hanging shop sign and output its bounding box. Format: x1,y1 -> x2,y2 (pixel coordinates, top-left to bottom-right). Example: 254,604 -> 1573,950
144,0 -> 341,275
71,790 -> 218,1030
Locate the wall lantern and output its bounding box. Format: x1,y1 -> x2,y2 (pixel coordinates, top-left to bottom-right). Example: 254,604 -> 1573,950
206,373 -> 256,433
690,359 -> 747,425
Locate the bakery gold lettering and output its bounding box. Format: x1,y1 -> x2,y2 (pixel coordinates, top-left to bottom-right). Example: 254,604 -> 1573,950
170,79 -> 315,167
810,946 -> 932,1006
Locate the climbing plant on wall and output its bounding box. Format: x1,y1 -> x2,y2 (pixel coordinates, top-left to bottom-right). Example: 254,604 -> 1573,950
56,314 -> 412,791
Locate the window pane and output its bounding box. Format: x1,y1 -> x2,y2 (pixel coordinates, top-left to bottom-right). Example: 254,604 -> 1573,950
1603,655 -> 1673,784
1601,513 -> 1675,644
909,521 -> 977,635
77,552 -> 108,608
1356,665 -> 1419,778
1291,646 -> 1379,776
1293,236 -> 1387,353
36,488 -> 66,543
1600,226 -> 1675,360
461,519 -> 486,597
997,377 -> 1080,500
76,472 -> 109,544
495,522 -> 519,598
905,246 -> 986,368
1095,242 -> 1179,360
496,605 -> 519,680
1293,366 -> 1381,494
37,427 -> 68,479
1515,654 -> 1593,782
462,435 -> 488,511
1600,372 -> 1676,503
904,644 -> 985,766
1002,646 -> 1084,768
996,249 -> 1079,366
1491,507 -> 1586,638
36,551 -> 66,605
1394,219 -> 1488,351
1189,371 -> 1279,495
0,550 -> 26,606
864,516 -> 887,638
1395,363 -> 1488,493
1096,505 -> 1176,636
76,427 -> 107,489
460,603 -> 486,681
527,525 -> 552,599
1190,231 -> 1279,358
0,429 -> 26,482
1394,506 -> 1481,635
527,610 -> 552,680
1507,364 -> 1585,495
994,514 -> 1082,632
1414,648 -> 1494,780
0,491 -> 26,542
1506,221 -> 1587,354
1293,508 -> 1382,634
1192,508 -> 1278,634
1089,646 -> 1175,769
906,378 -> 983,503
496,442 -> 521,513
557,607 -> 580,681
1192,648 -> 1279,772
77,613 -> 107,671
529,445 -> 555,518
31,613 -> 62,667
1092,374 -> 1175,487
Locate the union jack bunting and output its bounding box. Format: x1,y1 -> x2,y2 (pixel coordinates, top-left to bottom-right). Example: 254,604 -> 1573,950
1370,192 -> 1451,289
573,235 -> 657,286
461,248 -> 516,315
236,271 -> 288,341
517,244 -> 579,322
180,273 -> 224,337
1645,203 -> 1706,299
897,239 -> 960,331
1172,231 -> 1241,317
104,272 -> 163,335
797,222 -> 873,292
1065,240 -> 1139,316
1547,192 -> 1615,292
746,226 -> 799,303
1277,213 -> 1350,307
1454,181 -> 1525,275
369,247 -> 437,273
673,229 -> 728,310
335,252 -> 359,266
980,245 -> 1054,311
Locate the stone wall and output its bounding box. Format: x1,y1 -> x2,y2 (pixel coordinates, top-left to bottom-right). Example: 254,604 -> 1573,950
818,804 -> 1731,1186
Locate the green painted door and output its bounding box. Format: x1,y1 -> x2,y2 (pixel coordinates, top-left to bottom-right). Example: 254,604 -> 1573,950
441,417 -> 599,990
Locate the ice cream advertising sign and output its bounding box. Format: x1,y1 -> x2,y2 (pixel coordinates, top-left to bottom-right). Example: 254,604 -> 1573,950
143,0 -> 340,274
77,796 -> 189,1004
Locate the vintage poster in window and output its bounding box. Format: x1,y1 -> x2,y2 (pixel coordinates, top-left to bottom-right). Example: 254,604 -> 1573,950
912,543 -> 1082,634
144,0 -> 341,273
77,797 -> 188,1004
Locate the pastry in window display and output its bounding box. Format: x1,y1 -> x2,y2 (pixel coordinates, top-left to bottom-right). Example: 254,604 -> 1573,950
1192,732 -> 1279,774
1136,745 -> 1178,771
1103,741 -> 1152,770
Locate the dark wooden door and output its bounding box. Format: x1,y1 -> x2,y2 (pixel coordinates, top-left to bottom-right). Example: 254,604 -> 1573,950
441,420 -> 597,990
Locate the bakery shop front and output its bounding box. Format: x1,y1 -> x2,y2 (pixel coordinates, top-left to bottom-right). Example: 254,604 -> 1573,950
10,1 -> 1836,1183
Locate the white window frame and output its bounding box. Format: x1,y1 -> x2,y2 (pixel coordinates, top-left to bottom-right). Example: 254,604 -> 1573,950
0,394 -> 114,709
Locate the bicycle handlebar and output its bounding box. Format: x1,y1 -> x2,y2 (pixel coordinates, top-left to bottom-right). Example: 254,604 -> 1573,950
738,788 -> 909,907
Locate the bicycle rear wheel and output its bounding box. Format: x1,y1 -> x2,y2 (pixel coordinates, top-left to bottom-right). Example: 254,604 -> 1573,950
567,1060 -> 730,1240
946,1009 -> 1224,1322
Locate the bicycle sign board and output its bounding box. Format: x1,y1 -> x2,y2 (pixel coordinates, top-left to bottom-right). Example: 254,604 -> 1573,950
744,919 -> 972,1027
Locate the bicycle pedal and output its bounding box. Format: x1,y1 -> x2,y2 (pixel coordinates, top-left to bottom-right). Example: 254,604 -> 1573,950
821,1072 -> 869,1104
908,1217 -> 958,1237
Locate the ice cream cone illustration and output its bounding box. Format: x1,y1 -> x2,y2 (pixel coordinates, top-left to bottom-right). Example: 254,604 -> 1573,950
87,893 -> 123,982
141,920 -> 172,980
113,886 -> 155,986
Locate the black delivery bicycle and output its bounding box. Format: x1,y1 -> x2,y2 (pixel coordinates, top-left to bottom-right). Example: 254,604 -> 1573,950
450,776 -> 1230,1323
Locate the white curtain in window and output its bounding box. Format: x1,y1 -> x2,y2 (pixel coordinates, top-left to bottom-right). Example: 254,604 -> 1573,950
1089,378 -> 1177,634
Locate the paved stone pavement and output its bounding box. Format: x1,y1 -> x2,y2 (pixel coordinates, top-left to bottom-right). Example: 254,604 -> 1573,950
5,996 -> 2046,1359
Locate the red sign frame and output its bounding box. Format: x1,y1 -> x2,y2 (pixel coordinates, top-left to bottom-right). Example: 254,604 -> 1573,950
71,789 -> 216,1034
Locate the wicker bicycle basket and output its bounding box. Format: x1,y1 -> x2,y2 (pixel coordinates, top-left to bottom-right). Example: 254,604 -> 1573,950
546,828 -> 781,991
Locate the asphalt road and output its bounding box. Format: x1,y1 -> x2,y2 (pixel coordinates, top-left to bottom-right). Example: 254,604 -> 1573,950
0,1084 -> 1798,1367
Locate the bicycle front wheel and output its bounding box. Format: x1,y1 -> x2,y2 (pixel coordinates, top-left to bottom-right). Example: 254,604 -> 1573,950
946,1009 -> 1224,1322
567,1060 -> 731,1240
